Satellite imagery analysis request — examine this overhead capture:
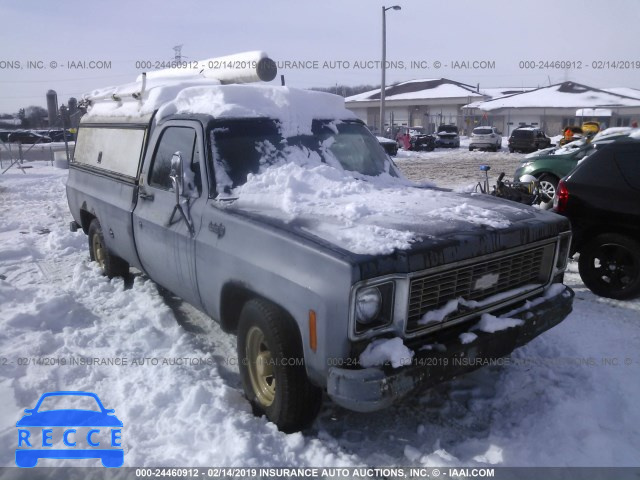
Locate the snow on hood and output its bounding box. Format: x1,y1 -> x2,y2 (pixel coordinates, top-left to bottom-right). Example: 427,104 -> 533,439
228,147 -> 514,256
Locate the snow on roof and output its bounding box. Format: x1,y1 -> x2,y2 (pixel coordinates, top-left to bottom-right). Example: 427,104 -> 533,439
84,79 -> 356,137
345,78 -> 484,103
475,82 -> 640,111
479,87 -> 535,98
604,87 -> 640,100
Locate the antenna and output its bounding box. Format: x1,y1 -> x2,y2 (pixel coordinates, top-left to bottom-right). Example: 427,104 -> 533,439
173,45 -> 184,62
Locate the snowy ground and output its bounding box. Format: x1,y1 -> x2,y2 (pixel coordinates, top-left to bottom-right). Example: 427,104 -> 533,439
0,155 -> 639,469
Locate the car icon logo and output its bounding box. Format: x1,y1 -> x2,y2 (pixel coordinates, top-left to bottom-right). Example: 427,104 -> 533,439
15,391 -> 123,468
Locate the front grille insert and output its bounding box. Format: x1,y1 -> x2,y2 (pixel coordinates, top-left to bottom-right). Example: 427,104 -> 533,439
406,244 -> 554,332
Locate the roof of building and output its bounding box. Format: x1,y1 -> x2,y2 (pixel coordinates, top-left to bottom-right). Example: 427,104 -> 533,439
468,81 -> 640,111
345,78 -> 485,103
603,87 -> 640,100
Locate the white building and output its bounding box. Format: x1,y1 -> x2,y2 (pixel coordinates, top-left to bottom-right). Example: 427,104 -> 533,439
463,82 -> 640,136
344,78 -> 487,134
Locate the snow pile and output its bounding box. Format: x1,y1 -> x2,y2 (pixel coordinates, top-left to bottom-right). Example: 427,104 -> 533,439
232,148 -> 512,255
419,284 -> 542,325
425,202 -> 511,229
359,338 -> 414,369
160,86 -> 357,138
472,313 -> 524,333
2,158 -> 639,469
85,82 -> 356,138
459,332 -> 477,344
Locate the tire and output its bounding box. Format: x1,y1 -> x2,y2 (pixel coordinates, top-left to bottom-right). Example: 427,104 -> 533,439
469,146 -> 473,151
537,174 -> 558,210
509,148 -> 514,153
88,219 -> 129,278
578,234 -> 640,299
237,298 -> 322,432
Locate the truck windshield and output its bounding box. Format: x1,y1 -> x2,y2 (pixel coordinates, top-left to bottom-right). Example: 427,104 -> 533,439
210,119 -> 397,194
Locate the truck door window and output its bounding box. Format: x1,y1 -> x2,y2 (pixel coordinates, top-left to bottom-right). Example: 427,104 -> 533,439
150,127 -> 199,193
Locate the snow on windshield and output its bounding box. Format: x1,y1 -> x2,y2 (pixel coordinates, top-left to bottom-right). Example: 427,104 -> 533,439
222,125 -> 513,255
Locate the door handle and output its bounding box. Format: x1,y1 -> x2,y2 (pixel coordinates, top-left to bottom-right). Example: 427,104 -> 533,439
139,191 -> 154,201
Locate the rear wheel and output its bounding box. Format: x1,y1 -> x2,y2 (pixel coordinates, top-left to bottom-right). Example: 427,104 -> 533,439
537,174 -> 558,210
88,219 -> 129,278
469,146 -> 474,151
578,234 -> 640,299
237,298 -> 322,432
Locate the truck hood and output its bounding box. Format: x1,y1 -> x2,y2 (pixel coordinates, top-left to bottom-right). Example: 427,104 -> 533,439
226,162 -> 570,279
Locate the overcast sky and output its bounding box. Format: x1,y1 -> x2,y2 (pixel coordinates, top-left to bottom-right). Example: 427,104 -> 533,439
1,0 -> 639,113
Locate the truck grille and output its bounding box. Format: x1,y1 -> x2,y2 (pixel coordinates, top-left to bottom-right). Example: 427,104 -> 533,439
406,244 -> 554,333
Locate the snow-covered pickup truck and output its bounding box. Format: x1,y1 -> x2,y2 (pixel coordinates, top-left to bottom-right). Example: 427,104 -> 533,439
66,54 -> 574,433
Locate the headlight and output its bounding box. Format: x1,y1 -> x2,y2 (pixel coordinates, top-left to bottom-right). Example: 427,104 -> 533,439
353,282 -> 395,335
355,287 -> 381,324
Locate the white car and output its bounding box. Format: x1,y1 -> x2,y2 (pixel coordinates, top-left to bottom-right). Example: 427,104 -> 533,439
469,126 -> 502,151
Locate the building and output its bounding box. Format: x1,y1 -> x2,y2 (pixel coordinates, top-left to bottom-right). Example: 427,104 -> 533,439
345,78 -> 487,134
463,82 -> 640,136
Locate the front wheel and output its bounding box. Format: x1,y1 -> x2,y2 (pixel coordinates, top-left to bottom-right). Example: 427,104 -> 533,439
537,174 -> 558,210
578,234 -> 640,299
88,219 -> 129,278
237,298 -> 322,432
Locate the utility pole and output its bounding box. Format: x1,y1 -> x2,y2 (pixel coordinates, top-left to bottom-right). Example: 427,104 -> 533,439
380,5 -> 401,137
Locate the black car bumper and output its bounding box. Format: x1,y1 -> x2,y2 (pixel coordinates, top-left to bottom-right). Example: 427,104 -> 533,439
327,285 -> 574,412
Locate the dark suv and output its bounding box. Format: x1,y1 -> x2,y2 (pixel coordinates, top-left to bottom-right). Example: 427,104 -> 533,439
509,127 -> 551,153
553,133 -> 640,299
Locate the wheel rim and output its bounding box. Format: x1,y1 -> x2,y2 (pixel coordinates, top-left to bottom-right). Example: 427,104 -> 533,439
92,233 -> 106,268
587,243 -> 639,293
539,180 -> 556,199
246,326 -> 276,407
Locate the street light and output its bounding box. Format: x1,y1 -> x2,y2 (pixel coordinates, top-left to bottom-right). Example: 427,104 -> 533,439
380,5 -> 401,137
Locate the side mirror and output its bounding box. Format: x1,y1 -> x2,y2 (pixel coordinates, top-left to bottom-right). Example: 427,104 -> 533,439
170,152 -> 182,204
168,151 -> 195,236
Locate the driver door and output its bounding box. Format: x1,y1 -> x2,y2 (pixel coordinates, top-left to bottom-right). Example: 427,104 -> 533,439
132,121 -> 206,307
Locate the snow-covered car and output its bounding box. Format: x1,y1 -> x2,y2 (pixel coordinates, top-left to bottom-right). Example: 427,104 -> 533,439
469,126 -> 502,151
15,391 -> 123,468
66,52 -> 575,433
435,124 -> 460,148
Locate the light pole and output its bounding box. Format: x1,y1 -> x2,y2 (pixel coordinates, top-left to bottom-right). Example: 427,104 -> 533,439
380,5 -> 401,137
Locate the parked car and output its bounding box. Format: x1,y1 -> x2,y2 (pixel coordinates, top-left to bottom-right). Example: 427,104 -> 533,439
514,140 -> 594,208
514,129 -> 635,208
508,127 -> 551,153
377,136 -> 398,156
394,126 -> 425,144
553,130 -> 640,299
67,61 -> 574,432
409,134 -> 436,151
48,129 -> 75,142
435,124 -> 460,148
469,126 -> 501,151
7,130 -> 52,144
